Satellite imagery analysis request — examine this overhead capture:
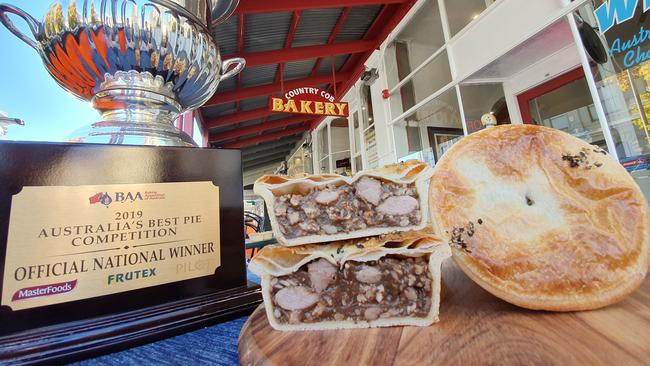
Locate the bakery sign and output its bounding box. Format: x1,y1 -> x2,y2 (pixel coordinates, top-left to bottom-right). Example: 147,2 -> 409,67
270,87 -> 349,117
594,0 -> 650,70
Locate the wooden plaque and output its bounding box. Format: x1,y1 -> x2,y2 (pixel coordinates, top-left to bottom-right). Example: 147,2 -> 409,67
0,141 -> 261,363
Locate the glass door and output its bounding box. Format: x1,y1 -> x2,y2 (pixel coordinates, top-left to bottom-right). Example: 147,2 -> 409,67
517,68 -> 607,150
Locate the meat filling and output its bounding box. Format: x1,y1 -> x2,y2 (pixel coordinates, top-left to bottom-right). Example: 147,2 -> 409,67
270,256 -> 433,324
274,177 -> 421,238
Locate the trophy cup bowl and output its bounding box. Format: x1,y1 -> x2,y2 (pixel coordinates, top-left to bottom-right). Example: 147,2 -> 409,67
0,0 -> 244,146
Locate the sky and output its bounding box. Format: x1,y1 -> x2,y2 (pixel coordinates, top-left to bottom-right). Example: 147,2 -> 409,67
0,1 -> 104,142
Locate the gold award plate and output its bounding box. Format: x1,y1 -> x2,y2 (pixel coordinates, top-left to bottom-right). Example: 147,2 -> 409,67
2,181 -> 221,310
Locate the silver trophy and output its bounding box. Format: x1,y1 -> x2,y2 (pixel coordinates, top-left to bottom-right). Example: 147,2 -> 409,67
0,0 -> 243,146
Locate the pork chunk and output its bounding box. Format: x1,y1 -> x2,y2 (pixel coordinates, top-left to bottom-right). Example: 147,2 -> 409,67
377,196 -> 418,216
275,286 -> 319,310
355,177 -> 382,206
308,258 -> 337,292
315,190 -> 340,205
355,265 -> 382,284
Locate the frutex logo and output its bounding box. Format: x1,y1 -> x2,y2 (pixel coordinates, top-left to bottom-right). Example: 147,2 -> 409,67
595,0 -> 650,34
89,191 -> 143,207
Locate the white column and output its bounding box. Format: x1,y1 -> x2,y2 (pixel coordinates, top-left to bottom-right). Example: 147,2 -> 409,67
566,13 -> 619,161
455,84 -> 469,136
327,121 -> 333,173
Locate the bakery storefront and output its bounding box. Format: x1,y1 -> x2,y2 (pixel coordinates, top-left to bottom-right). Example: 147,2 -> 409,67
1,0 -> 649,364
312,0 -> 650,198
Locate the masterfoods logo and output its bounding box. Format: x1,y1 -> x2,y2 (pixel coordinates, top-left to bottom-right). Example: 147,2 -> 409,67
12,280 -> 78,301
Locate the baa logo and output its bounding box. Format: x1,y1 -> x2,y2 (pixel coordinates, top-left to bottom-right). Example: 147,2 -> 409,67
89,192 -> 112,207
89,191 -> 143,207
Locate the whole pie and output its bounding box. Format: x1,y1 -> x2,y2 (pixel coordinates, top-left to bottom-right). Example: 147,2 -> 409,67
429,124 -> 649,311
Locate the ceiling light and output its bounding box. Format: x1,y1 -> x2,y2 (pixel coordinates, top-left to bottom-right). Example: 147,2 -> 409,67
472,14 -> 480,20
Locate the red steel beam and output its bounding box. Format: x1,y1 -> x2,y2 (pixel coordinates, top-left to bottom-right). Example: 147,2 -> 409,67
259,11 -> 303,133
238,13 -> 246,56
234,13 -> 246,115
341,2 -> 415,81
206,72 -> 352,106
206,107 -> 272,129
310,7 -> 352,77
284,11 -> 302,53
273,10 -> 302,87
223,40 -> 374,68
312,2 -> 416,129
222,126 -> 310,149
210,115 -> 310,143
234,0 -> 408,14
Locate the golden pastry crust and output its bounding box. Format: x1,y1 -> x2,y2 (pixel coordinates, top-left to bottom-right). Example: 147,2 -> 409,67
429,125 -> 650,311
249,228 -> 447,277
255,160 -> 430,187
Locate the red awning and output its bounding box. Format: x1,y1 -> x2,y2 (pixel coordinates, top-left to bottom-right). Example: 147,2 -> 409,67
201,0 -> 414,170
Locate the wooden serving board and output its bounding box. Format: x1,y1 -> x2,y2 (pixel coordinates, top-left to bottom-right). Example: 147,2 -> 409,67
238,261 -> 649,366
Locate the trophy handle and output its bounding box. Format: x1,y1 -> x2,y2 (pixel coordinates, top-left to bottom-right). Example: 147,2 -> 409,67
220,57 -> 246,81
0,4 -> 40,50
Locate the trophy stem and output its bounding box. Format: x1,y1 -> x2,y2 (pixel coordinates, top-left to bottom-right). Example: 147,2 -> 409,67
66,71 -> 197,147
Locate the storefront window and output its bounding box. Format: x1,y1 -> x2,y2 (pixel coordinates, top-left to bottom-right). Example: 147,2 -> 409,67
459,83 -> 510,133
528,76 -> 604,148
388,50 -> 452,120
594,63 -> 650,160
351,110 -> 363,172
420,88 -> 464,161
319,125 -> 329,156
287,144 -> 313,176
361,85 -> 375,130
577,1 -> 650,162
319,156 -> 330,174
444,0 -> 489,37
361,85 -> 378,168
391,0 -> 445,74
332,152 -> 351,175
393,87 -> 463,163
315,118 -> 352,174
352,111 -> 361,154
330,119 -> 352,175
317,124 -> 330,173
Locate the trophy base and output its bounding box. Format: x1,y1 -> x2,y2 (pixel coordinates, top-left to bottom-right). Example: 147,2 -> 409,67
0,283 -> 262,364
66,120 -> 198,147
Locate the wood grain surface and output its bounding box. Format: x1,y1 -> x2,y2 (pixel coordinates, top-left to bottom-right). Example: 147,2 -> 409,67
238,261 -> 650,366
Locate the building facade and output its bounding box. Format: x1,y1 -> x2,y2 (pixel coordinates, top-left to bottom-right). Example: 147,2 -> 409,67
308,0 -> 650,197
